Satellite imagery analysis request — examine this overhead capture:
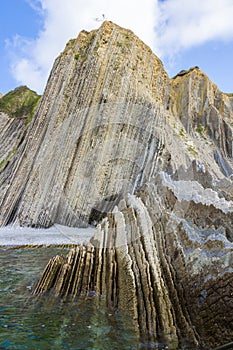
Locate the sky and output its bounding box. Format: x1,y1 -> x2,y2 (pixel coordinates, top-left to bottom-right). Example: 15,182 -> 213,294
0,0 -> 233,95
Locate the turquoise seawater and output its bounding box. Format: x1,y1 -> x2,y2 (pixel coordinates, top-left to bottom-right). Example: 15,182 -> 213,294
0,247 -> 171,350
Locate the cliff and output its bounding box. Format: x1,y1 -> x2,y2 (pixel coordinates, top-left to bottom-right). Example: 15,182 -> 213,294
1,21 -> 233,349
0,86 -> 41,212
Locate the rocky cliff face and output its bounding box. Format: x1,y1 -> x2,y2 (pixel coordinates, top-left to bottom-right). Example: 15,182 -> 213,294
0,86 -> 41,217
1,21 -> 233,348
0,22 -> 168,227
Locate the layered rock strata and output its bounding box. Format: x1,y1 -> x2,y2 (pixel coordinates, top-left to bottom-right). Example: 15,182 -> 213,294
0,21 -> 168,227
0,87 -> 40,214
1,21 -> 233,348
34,179 -> 233,348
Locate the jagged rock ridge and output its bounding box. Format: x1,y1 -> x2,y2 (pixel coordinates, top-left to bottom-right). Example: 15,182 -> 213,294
1,22 -> 233,349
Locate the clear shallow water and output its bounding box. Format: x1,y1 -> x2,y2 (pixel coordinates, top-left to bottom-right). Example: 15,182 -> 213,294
0,247 -> 168,350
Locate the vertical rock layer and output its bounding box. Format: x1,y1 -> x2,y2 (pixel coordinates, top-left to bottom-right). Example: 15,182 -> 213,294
33,181 -> 233,348
0,86 -> 41,220
0,21 -> 168,227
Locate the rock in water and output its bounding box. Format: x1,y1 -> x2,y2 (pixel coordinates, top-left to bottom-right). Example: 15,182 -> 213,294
1,21 -> 233,348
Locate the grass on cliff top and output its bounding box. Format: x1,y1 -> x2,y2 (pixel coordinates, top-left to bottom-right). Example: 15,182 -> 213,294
0,86 -> 41,119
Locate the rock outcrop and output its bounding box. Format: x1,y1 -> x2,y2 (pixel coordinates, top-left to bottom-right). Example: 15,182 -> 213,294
0,22 -> 169,227
1,21 -> 233,348
33,182 -> 233,348
0,86 -> 41,214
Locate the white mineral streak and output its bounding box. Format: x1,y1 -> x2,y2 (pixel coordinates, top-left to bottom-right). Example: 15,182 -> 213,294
160,171 -> 233,213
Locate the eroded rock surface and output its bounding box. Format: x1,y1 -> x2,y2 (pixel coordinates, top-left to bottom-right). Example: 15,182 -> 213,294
1,21 -> 233,348
0,87 -> 41,215
34,179 -> 233,348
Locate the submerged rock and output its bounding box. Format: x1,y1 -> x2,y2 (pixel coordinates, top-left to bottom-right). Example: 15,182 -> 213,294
1,21 -> 233,348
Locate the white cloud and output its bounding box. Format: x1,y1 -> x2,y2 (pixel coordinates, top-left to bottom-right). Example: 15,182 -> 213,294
155,0 -> 233,56
7,0 -> 233,93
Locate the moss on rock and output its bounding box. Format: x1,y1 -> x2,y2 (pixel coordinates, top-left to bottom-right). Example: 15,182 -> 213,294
0,86 -> 41,119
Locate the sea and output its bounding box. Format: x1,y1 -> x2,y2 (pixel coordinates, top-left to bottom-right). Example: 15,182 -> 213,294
0,247 -> 144,350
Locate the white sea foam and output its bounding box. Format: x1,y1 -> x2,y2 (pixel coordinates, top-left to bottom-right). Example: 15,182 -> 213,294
0,224 -> 95,246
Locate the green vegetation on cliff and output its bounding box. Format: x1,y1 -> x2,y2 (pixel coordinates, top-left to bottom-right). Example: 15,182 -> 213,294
0,86 -> 41,119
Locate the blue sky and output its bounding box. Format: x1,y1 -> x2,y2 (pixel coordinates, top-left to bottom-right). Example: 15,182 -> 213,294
0,0 -> 233,95
0,1 -> 42,93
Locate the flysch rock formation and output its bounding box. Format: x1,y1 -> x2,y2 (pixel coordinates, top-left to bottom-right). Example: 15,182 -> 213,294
0,86 -> 41,215
1,21 -> 233,348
